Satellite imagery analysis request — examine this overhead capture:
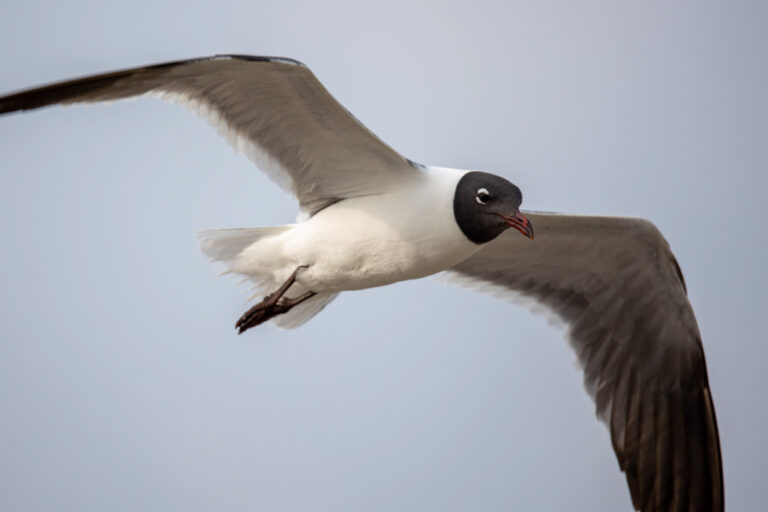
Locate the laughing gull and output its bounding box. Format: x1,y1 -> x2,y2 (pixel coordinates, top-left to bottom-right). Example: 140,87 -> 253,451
0,55 -> 722,512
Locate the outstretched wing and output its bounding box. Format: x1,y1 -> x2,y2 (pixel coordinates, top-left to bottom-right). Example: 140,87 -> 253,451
447,213 -> 723,512
0,55 -> 419,215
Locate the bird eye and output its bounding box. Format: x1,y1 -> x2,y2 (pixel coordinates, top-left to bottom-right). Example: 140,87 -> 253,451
475,188 -> 491,204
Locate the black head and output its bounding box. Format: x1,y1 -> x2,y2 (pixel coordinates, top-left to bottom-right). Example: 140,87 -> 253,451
453,171 -> 534,244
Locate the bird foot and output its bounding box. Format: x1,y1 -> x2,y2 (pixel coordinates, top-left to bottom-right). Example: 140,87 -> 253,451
234,265 -> 315,334
235,291 -> 316,333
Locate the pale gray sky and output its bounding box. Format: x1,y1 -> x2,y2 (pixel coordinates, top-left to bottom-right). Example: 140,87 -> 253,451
0,1 -> 766,510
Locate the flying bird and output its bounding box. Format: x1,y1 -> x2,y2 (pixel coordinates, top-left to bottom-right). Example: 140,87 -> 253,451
0,55 -> 723,512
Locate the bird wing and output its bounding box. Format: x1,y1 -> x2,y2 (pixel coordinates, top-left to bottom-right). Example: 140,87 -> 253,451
446,212 -> 723,512
0,55 -> 419,215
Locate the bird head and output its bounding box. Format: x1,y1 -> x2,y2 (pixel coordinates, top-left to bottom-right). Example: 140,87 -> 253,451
453,171 -> 534,244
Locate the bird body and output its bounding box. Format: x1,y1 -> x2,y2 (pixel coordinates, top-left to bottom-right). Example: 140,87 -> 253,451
233,167 -> 477,291
199,166 -> 481,326
0,55 -> 724,512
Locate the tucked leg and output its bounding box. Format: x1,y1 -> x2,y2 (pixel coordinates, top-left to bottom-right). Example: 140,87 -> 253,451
235,266 -> 316,334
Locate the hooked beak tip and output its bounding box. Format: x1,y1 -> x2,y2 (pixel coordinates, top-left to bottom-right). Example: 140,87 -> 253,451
499,211 -> 534,240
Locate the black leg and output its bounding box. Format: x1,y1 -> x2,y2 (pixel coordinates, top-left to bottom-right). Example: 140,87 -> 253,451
235,267 -> 316,334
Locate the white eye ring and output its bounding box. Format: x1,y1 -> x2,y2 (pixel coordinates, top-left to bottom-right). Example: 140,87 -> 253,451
475,188 -> 491,204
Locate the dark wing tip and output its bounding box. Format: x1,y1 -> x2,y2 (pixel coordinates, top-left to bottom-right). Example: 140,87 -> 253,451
612,373 -> 724,512
0,71 -> 124,114
0,54 -> 307,115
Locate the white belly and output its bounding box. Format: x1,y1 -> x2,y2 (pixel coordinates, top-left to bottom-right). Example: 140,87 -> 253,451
235,167 -> 481,293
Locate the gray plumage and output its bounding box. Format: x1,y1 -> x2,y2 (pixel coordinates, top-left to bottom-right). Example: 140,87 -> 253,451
0,54 -> 418,215
0,55 -> 724,512
449,213 -> 723,511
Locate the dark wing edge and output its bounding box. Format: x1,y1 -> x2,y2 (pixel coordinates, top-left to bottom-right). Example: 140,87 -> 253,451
0,55 -> 303,114
446,213 -> 724,512
0,54 -> 418,215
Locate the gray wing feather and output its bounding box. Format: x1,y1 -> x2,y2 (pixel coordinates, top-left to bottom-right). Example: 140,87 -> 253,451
447,213 -> 723,512
0,55 -> 417,214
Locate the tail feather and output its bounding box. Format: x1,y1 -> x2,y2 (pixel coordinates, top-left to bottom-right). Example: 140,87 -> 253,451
198,226 -> 338,328
197,226 -> 291,264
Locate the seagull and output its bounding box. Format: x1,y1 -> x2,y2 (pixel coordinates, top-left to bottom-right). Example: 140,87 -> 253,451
0,55 -> 723,512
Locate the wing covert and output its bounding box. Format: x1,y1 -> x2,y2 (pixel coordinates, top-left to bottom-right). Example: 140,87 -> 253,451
448,213 -> 723,512
0,55 -> 419,214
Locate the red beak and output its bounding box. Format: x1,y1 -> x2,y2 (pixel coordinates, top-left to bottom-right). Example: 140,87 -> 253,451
499,211 -> 534,240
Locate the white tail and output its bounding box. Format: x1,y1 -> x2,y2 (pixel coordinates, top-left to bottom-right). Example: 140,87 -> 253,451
197,226 -> 291,265
197,226 -> 339,329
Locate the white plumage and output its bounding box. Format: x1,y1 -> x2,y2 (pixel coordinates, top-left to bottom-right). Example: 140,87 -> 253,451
0,54 -> 723,512
200,166 -> 479,326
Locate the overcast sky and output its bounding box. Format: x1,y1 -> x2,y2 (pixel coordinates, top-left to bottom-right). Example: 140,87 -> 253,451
0,1 -> 766,510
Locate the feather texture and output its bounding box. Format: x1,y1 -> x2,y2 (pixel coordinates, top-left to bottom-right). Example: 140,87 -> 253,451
447,213 -> 723,512
0,55 -> 419,215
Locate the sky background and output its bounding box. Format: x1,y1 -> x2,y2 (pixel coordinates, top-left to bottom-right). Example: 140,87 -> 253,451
0,1 -> 766,510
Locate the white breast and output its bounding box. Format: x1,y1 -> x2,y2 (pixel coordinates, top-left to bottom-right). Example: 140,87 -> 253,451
275,167 -> 481,292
